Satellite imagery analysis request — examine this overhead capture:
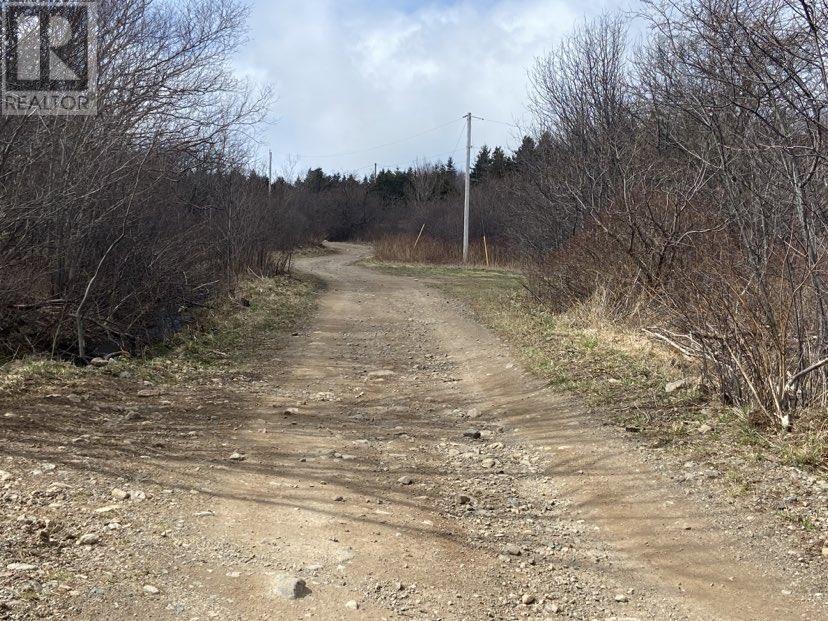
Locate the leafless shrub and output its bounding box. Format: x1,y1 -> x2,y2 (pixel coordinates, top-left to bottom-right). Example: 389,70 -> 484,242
514,1 -> 828,429
0,0 -> 299,359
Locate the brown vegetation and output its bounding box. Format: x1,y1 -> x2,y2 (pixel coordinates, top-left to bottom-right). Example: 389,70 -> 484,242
511,0 -> 828,432
373,235 -> 507,266
0,0 -> 316,361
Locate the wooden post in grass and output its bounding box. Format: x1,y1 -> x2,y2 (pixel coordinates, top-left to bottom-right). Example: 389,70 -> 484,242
483,235 -> 490,267
413,223 -> 426,251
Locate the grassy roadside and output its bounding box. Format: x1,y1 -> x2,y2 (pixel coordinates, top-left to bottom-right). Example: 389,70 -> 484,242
367,260 -> 827,472
0,274 -> 318,397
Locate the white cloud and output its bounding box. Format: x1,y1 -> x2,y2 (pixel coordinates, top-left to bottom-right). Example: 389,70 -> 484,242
236,0 -> 621,176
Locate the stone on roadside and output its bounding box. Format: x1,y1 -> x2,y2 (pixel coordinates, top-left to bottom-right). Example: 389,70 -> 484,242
78,533 -> 100,546
90,357 -> 109,367
229,452 -> 247,462
521,593 -> 535,605
398,476 -> 414,486
345,600 -> 360,610
367,370 -> 395,379
822,546 -> 828,558
6,563 -> 37,572
0,470 -> 12,483
111,488 -> 129,501
143,585 -> 160,595
666,377 -> 700,394
463,429 -> 481,439
273,574 -> 308,599
481,458 -> 497,469
614,594 -> 629,603
502,544 -> 522,556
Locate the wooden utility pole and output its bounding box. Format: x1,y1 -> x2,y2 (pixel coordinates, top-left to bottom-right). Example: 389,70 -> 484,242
268,150 -> 272,196
463,112 -> 472,263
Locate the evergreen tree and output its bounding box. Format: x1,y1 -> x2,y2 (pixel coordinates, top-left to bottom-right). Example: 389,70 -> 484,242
536,131 -> 553,155
490,146 -> 511,178
513,135 -> 536,167
372,168 -> 410,202
471,145 -> 493,182
304,168 -> 328,193
438,158 -> 459,197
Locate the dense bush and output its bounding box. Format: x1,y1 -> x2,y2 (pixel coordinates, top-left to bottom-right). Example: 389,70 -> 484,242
0,0 -> 308,359
509,1 -> 828,429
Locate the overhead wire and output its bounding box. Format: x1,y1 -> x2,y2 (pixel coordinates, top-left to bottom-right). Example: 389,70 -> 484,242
277,114 -> 521,176
277,117 -> 465,160
477,117 -> 521,129
352,117 -> 467,174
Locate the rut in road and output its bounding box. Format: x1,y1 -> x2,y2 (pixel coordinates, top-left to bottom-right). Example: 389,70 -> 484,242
185,243 -> 825,621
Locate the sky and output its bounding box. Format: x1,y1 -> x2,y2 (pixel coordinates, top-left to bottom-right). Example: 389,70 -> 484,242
235,0 -> 629,178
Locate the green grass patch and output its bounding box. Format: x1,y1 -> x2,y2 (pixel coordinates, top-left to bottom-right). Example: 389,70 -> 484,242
112,274 -> 316,382
0,274 -> 318,395
0,358 -> 84,397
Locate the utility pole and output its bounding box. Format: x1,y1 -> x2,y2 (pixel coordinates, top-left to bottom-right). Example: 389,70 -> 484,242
463,112 -> 472,263
374,162 -> 378,179
268,150 -> 272,196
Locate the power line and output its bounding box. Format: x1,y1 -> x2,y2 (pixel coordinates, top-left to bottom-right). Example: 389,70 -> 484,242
277,117 -> 464,160
353,118 -> 467,174
478,117 -> 521,129
281,113 -> 522,178
449,120 -> 467,166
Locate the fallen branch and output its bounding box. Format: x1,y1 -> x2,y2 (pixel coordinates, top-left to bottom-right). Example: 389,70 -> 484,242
642,328 -> 699,358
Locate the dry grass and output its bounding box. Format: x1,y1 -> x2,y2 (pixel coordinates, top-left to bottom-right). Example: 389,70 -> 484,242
127,274 -> 317,380
0,274 -> 317,396
373,234 -> 512,267
0,358 -> 83,398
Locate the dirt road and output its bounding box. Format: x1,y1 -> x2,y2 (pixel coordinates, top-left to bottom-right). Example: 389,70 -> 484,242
158,242 -> 822,620
4,243 -> 826,620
